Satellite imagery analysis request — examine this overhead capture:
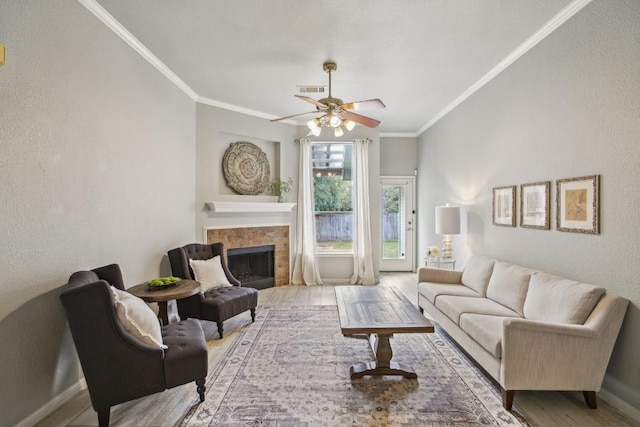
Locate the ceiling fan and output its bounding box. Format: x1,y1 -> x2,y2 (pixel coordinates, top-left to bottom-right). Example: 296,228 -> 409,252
271,61 -> 385,137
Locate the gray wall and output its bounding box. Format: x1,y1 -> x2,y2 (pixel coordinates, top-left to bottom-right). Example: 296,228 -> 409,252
416,0 -> 640,410
0,1 -> 196,425
380,137 -> 418,176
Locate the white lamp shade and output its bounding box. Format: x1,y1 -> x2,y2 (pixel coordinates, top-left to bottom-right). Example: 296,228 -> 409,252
435,205 -> 460,235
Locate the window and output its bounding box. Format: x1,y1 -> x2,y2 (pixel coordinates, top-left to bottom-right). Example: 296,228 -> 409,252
312,142 -> 353,252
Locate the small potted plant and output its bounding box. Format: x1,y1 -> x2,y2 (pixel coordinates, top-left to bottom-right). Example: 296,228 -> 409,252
266,177 -> 293,202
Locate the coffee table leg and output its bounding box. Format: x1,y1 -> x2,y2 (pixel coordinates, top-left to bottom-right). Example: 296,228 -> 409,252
157,301 -> 169,325
370,334 -> 392,368
349,333 -> 417,379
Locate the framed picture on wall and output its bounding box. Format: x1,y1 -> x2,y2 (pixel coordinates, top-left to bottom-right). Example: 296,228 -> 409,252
493,186 -> 516,227
556,175 -> 600,234
520,181 -> 550,229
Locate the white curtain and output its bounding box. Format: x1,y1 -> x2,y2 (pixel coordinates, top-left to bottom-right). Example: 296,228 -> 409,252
291,139 -> 323,286
350,139 -> 377,285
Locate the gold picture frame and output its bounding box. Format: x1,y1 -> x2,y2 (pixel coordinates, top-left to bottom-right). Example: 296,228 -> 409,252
520,181 -> 550,229
556,175 -> 600,234
493,186 -> 516,227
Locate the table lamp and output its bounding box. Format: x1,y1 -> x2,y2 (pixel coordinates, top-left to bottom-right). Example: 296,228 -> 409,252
435,205 -> 460,259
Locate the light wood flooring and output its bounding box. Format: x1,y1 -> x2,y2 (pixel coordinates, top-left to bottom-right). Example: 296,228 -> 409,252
37,273 -> 637,427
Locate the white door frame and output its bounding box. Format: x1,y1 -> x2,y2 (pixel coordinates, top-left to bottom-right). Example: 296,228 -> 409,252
379,176 -> 416,272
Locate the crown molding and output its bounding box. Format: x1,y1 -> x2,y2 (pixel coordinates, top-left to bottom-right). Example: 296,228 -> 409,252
416,0 -> 593,136
78,0 -> 198,100
196,96 -> 297,125
380,133 -> 418,138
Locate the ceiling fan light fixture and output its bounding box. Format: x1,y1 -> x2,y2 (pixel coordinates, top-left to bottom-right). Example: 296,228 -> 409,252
307,118 -> 321,132
343,119 -> 356,131
329,115 -> 341,128
334,126 -> 344,137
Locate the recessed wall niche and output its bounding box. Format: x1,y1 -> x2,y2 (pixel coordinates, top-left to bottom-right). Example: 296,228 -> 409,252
217,133 -> 281,196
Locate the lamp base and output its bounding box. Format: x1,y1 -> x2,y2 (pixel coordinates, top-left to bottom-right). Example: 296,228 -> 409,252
441,235 -> 454,259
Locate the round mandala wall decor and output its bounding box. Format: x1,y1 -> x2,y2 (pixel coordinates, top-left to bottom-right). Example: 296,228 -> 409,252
222,142 -> 270,195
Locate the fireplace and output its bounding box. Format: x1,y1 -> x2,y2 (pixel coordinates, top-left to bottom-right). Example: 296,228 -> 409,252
227,245 -> 275,290
206,225 -> 290,286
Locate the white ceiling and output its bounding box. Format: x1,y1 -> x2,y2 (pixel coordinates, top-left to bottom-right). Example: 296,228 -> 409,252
92,0 -> 582,135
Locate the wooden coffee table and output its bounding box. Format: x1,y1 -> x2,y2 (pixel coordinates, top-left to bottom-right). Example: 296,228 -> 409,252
335,286 -> 434,379
128,279 -> 200,325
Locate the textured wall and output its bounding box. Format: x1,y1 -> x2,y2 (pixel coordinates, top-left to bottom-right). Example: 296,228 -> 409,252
416,0 -> 640,410
0,1 -> 196,425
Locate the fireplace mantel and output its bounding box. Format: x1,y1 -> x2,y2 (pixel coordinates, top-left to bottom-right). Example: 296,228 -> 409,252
206,201 -> 296,213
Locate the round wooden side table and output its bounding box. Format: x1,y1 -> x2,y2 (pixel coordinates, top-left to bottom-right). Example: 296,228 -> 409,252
128,279 -> 200,325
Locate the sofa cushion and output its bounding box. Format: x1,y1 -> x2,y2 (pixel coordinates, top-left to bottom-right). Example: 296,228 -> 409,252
460,314 -> 509,359
486,261 -> 533,316
162,319 -> 208,388
524,272 -> 606,324
461,255 -> 496,296
418,282 -> 480,304
435,295 -> 520,325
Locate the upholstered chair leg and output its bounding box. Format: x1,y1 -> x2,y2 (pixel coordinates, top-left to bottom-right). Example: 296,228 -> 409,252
197,378 -> 206,403
502,388 -> 514,410
217,321 -> 224,338
97,408 -> 110,427
583,391 -> 597,409
251,308 -> 256,322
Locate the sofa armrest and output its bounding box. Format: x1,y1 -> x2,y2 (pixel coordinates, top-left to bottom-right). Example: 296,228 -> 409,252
504,318 -> 597,338
500,294 -> 628,391
417,267 -> 463,284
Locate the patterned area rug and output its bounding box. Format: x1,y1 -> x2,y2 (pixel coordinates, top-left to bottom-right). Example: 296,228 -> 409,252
181,306 -> 528,426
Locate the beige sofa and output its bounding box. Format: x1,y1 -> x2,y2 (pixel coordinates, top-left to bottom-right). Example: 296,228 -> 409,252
417,255 -> 628,410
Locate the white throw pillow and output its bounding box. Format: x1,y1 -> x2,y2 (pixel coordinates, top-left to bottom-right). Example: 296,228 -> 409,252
111,287 -> 167,349
189,256 -> 232,292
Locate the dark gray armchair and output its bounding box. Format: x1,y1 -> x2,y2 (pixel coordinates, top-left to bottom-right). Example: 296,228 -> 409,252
168,242 -> 258,338
60,264 -> 207,426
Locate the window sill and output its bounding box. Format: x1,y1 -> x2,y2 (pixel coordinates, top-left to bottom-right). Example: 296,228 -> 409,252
317,251 -> 353,258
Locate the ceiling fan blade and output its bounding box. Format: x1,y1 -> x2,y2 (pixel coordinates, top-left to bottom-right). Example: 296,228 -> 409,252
270,111 -> 321,122
342,110 -> 381,128
340,98 -> 385,111
295,94 -> 328,109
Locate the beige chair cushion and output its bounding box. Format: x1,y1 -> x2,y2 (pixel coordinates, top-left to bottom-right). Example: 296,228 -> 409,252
460,314 -> 509,358
111,287 -> 167,349
461,255 -> 496,296
524,272 -> 606,324
486,261 -> 533,316
189,256 -> 232,292
435,295 -> 520,324
419,282 -> 480,304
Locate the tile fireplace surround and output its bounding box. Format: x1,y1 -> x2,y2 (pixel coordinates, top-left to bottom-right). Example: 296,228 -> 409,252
206,225 -> 290,286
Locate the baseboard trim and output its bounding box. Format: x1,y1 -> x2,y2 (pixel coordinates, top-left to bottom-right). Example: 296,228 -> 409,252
14,378 -> 87,427
598,388 -> 640,423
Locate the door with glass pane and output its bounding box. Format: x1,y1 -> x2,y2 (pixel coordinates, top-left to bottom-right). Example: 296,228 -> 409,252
379,177 -> 415,271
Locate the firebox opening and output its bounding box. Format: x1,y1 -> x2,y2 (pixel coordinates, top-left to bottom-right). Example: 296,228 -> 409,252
227,245 -> 275,290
